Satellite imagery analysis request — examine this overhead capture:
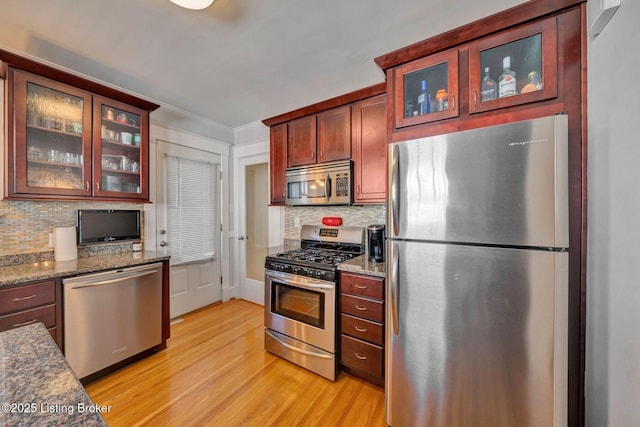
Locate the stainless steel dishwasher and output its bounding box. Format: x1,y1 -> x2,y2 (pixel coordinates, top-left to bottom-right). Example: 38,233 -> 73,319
63,262 -> 163,379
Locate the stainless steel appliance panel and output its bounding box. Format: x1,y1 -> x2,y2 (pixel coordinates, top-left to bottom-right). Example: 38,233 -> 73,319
286,160 -> 352,206
265,329 -> 336,381
265,270 -> 336,353
63,263 -> 163,379
386,240 -> 568,427
389,115 -> 568,248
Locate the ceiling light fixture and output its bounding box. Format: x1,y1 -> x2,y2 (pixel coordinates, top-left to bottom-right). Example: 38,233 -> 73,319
169,0 -> 214,10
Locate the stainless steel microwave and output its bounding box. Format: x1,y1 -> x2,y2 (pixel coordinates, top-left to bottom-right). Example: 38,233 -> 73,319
285,160 -> 352,206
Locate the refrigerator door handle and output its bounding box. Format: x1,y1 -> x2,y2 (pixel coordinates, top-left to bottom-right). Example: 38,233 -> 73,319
390,243 -> 399,335
390,144 -> 400,236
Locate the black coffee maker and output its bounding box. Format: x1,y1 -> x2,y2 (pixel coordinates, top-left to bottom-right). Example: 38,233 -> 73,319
367,224 -> 385,263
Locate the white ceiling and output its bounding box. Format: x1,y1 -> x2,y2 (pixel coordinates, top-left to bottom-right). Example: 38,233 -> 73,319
0,0 -> 525,141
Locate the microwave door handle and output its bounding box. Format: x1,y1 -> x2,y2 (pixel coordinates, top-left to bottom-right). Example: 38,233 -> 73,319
325,173 -> 332,201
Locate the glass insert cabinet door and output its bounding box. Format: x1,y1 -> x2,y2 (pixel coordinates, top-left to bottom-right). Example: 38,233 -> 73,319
93,96 -> 148,200
393,49 -> 459,129
10,70 -> 92,196
468,17 -> 558,114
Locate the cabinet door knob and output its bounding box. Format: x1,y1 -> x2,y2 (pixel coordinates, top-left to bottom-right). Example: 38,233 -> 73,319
95,181 -> 100,191
354,305 -> 367,311
355,353 -> 367,360
354,283 -> 367,289
473,91 -> 477,106
85,181 -> 90,191
355,325 -> 367,332
451,95 -> 456,111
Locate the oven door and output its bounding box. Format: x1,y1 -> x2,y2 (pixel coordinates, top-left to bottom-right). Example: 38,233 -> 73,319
265,270 -> 336,352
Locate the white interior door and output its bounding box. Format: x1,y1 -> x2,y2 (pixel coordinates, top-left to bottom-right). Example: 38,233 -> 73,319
156,140 -> 222,318
238,156 -> 269,305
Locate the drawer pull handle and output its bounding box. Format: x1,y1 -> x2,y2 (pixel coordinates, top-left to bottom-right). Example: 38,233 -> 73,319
355,325 -> 367,332
354,305 -> 367,311
355,353 -> 367,360
354,284 -> 367,290
12,294 -> 37,302
13,319 -> 38,327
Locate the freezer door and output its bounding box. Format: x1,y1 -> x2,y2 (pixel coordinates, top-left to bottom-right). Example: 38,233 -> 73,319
388,115 -> 568,248
386,241 -> 568,427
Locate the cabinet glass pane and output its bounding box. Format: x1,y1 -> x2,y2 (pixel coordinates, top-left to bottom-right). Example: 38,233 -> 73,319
480,33 -> 542,102
26,83 -> 84,190
403,62 -> 449,118
100,104 -> 142,194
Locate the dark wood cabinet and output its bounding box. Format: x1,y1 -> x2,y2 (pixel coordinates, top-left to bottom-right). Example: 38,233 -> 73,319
352,94 -> 387,204
339,272 -> 385,387
92,95 -> 149,201
7,69 -> 94,199
0,279 -> 62,349
317,105 -> 351,163
264,83 -> 387,205
392,49 -> 460,129
1,50 -> 158,202
269,123 -> 287,205
468,16 -> 558,114
287,115 -> 316,168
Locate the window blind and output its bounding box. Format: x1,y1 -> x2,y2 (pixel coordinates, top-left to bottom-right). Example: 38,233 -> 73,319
165,155 -> 219,265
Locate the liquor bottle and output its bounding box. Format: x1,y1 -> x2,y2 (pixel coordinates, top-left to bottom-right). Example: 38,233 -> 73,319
498,56 -> 517,98
521,71 -> 542,93
480,67 -> 497,101
417,80 -> 430,115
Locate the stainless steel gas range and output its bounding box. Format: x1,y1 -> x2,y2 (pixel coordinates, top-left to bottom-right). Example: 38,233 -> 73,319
264,224 -> 365,380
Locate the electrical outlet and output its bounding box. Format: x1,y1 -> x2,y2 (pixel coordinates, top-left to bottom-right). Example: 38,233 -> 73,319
48,233 -> 55,248
294,217 -> 300,228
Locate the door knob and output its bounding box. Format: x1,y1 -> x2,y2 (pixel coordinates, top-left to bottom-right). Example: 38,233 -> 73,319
159,241 -> 167,247
238,236 -> 245,241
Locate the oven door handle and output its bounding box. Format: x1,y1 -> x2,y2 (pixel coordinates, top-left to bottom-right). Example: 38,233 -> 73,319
265,330 -> 333,359
266,271 -> 334,291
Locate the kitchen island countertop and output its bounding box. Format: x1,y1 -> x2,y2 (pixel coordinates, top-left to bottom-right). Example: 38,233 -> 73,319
0,323 -> 108,426
337,254 -> 386,278
0,250 -> 170,288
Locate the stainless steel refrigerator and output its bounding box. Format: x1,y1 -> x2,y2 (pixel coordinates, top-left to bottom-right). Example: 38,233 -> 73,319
386,115 -> 569,427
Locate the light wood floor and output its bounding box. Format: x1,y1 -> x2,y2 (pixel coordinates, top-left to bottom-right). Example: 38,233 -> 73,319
86,299 -> 387,427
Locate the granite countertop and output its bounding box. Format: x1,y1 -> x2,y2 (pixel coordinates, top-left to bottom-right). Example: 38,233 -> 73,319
0,250 -> 170,288
0,323 -> 108,426
337,254 -> 386,278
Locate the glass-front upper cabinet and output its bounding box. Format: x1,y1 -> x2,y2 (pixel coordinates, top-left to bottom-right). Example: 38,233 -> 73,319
9,70 -> 92,197
393,49 -> 459,129
92,96 -> 148,200
469,17 -> 558,114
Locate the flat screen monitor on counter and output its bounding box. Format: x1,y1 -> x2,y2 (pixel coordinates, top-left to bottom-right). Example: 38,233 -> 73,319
77,209 -> 141,245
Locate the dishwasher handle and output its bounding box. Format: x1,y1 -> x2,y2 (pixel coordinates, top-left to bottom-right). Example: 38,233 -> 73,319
69,269 -> 159,289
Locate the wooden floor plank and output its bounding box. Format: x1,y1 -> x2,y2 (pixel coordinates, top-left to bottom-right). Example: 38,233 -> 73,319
86,299 -> 387,426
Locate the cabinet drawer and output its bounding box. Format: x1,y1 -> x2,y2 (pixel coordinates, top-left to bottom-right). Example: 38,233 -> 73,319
0,281 -> 56,314
341,334 -> 383,379
341,273 -> 383,300
0,304 -> 56,331
341,313 -> 383,346
340,294 -> 383,323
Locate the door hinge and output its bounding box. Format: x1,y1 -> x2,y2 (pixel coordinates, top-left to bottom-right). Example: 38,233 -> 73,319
220,276 -> 223,285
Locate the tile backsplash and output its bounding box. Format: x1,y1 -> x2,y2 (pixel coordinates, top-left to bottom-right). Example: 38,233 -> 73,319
284,204 -> 386,241
0,199 -> 143,257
